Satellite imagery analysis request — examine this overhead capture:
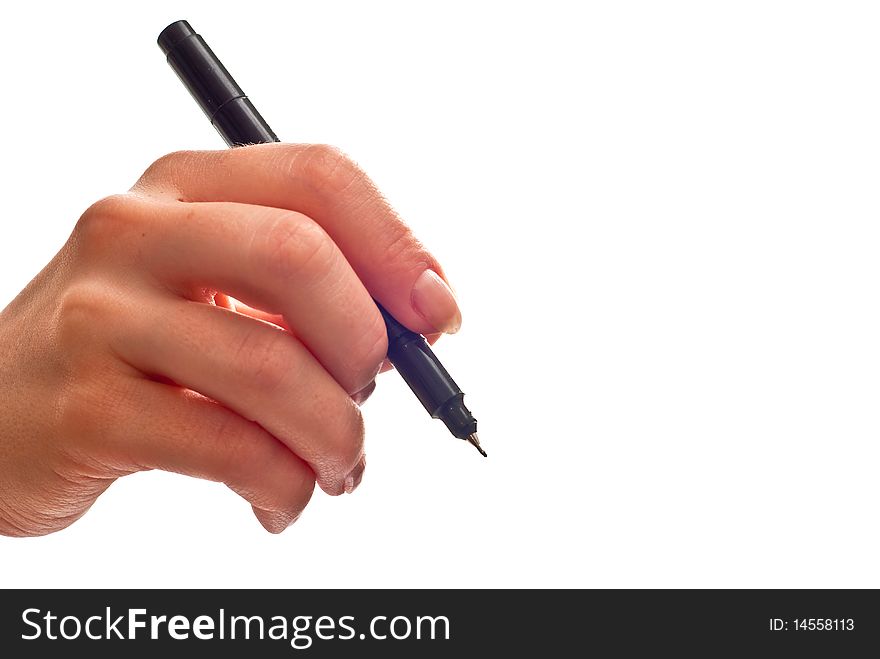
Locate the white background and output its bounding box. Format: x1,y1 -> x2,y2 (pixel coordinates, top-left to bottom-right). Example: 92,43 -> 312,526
0,0 -> 878,588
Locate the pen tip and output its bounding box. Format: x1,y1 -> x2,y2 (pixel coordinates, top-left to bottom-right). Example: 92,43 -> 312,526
467,433 -> 487,458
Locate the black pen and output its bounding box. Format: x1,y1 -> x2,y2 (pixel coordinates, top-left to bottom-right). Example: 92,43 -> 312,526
157,20 -> 484,457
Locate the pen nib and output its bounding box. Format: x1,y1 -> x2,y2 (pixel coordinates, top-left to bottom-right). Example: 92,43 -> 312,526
467,433 -> 487,458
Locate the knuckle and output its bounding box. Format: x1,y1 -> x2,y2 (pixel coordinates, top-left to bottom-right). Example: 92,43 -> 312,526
264,463 -> 316,518
54,285 -> 135,445
294,143 -> 364,195
343,310 -> 388,394
205,407 -> 242,450
307,396 -> 365,496
56,282 -> 112,351
341,398 -> 364,454
377,223 -> 437,278
137,150 -> 198,192
381,223 -> 420,263
329,403 -> 366,465
74,194 -> 140,247
259,213 -> 336,281
205,413 -> 255,476
233,326 -> 292,395
219,422 -> 316,518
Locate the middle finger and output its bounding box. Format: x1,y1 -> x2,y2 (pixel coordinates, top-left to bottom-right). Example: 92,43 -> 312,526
137,198 -> 387,395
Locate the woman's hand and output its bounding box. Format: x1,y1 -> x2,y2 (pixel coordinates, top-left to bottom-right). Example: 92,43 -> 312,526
0,143 -> 461,536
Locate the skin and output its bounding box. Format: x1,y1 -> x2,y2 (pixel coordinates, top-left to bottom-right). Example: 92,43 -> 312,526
0,143 -> 461,536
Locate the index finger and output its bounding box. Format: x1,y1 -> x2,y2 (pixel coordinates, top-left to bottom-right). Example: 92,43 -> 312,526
133,144 -> 462,335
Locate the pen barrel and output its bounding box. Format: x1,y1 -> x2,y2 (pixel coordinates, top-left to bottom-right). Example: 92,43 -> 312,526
158,20 -> 278,146
380,305 -> 476,439
388,332 -> 460,417
159,21 -> 477,444
212,98 -> 279,147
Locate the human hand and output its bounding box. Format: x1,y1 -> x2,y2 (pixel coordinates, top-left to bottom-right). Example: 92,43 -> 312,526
0,144 -> 461,536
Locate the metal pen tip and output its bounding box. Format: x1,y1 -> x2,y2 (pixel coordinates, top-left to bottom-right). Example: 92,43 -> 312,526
467,433 -> 487,458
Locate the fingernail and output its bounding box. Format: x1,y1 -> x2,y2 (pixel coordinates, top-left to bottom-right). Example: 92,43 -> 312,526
411,269 -> 462,334
351,380 -> 377,406
344,455 -> 366,494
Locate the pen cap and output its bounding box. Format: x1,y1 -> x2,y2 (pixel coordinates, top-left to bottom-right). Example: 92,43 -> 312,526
158,20 -> 278,146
